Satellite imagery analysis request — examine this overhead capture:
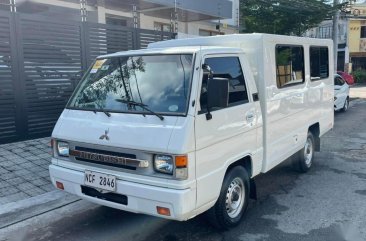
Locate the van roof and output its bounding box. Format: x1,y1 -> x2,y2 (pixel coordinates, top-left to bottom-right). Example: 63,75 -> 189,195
97,46 -> 242,59
148,33 -> 333,49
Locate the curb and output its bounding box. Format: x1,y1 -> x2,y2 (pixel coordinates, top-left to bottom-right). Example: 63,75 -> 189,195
0,190 -> 79,229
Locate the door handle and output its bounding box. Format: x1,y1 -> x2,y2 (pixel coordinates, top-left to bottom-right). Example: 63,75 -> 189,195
246,113 -> 255,122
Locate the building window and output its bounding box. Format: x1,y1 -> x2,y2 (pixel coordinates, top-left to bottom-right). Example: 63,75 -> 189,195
276,45 -> 305,88
154,22 -> 171,32
310,46 -> 329,81
318,26 -> 332,39
199,29 -> 224,36
106,15 -> 128,26
361,26 -> 366,38
200,57 -> 248,111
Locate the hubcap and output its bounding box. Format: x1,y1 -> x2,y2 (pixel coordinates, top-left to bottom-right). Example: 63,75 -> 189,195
344,99 -> 348,110
225,177 -> 245,218
304,137 -> 313,167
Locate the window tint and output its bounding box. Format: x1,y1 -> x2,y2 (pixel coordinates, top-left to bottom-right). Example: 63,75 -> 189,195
334,76 -> 345,86
276,45 -> 304,88
200,57 -> 248,111
310,47 -> 329,81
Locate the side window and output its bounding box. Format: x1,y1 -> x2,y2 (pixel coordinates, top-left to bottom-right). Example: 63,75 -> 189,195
276,45 -> 305,88
200,57 -> 248,111
310,46 -> 329,81
334,76 -> 345,86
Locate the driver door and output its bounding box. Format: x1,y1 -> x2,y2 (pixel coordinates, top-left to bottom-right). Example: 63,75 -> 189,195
194,54 -> 258,207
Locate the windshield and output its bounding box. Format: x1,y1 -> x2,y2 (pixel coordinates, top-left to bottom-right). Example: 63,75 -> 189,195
68,54 -> 193,115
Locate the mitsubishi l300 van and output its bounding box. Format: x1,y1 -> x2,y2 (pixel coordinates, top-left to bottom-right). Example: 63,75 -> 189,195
49,34 -> 334,229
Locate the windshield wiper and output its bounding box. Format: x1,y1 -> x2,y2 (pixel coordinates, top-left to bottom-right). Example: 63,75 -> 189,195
115,99 -> 164,121
93,102 -> 111,117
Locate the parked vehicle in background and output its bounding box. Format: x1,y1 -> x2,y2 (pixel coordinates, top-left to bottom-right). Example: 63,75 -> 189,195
49,34 -> 334,229
337,71 -> 354,85
334,74 -> 350,112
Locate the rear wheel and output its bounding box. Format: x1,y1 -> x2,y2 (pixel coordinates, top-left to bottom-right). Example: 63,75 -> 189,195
206,166 -> 249,230
292,132 -> 315,173
341,97 -> 349,112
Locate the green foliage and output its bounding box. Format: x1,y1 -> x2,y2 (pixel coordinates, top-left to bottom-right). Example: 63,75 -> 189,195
240,0 -> 336,36
352,69 -> 366,83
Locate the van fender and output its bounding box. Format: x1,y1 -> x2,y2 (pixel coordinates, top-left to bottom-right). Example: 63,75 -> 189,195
196,153 -> 257,211
223,154 -> 257,200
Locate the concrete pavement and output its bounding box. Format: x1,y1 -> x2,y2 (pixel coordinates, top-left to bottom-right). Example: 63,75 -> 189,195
0,138 -> 78,229
350,83 -> 366,99
0,138 -> 52,205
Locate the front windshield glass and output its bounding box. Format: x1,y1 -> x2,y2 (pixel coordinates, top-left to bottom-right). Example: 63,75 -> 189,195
68,54 -> 193,115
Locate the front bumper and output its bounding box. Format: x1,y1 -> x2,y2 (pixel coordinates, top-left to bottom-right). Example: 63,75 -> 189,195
49,164 -> 196,221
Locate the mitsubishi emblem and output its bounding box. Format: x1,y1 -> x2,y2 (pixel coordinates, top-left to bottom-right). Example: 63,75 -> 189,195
99,129 -> 110,140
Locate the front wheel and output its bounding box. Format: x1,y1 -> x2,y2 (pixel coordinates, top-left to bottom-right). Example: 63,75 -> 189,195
292,132 -> 315,173
341,97 -> 349,112
206,166 -> 249,230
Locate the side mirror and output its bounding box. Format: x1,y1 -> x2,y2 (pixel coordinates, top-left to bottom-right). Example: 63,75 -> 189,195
206,77 -> 229,120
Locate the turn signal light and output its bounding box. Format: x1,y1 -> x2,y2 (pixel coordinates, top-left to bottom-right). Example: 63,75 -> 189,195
157,206 -> 171,216
56,181 -> 64,190
175,155 -> 187,168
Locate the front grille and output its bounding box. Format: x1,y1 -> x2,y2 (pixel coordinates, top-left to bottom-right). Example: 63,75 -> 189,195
72,146 -> 138,170
81,186 -> 128,205
75,157 -> 137,170
75,146 -> 136,159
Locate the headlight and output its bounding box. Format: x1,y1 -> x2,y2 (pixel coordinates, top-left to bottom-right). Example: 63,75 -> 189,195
57,141 -> 69,157
154,155 -> 173,174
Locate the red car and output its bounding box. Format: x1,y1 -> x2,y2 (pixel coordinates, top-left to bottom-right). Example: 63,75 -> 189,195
337,71 -> 354,85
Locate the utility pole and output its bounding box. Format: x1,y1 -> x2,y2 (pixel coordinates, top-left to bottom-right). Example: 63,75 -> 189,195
174,0 -> 178,33
333,0 -> 339,72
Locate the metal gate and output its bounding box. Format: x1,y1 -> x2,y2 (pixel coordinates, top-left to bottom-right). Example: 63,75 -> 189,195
0,11 -> 175,144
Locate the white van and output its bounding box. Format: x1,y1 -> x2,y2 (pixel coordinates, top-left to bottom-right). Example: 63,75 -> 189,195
49,34 -> 334,229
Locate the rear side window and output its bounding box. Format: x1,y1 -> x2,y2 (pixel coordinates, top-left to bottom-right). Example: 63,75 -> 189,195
200,57 -> 248,111
310,46 -> 329,81
276,45 -> 305,88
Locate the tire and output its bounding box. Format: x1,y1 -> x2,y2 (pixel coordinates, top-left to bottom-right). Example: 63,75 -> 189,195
292,132 -> 315,173
206,166 -> 250,230
341,97 -> 349,112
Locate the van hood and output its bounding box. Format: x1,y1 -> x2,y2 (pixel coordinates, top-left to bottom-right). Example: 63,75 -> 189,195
52,109 -> 179,153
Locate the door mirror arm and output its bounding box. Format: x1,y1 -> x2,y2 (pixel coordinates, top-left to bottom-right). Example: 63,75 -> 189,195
202,64 -> 214,120
206,103 -> 213,120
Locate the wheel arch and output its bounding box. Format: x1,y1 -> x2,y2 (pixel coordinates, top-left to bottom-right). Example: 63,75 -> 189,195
225,155 -> 257,200
308,123 -> 320,151
226,155 -> 253,177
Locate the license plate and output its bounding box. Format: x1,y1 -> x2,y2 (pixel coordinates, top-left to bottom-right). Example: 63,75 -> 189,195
84,170 -> 116,191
